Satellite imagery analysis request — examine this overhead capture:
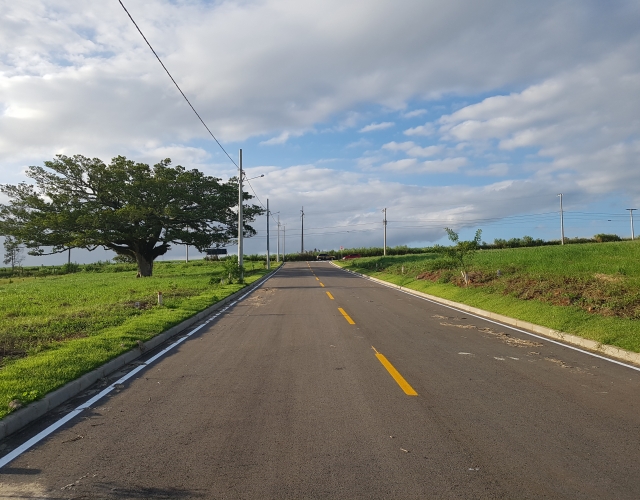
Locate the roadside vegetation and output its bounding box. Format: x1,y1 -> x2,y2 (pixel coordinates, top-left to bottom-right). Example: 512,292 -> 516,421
336,240 -> 640,353
0,258 -> 276,419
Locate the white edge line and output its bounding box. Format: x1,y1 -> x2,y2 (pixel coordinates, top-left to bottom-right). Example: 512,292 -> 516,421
340,266 -> 640,374
0,265 -> 282,468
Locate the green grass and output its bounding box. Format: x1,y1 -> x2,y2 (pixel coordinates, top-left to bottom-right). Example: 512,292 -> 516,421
337,241 -> 640,353
0,259 -> 276,420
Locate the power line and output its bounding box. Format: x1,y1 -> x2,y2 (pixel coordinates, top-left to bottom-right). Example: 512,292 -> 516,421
117,0 -> 238,168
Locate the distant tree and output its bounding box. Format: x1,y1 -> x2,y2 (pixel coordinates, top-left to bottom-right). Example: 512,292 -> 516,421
441,228 -> 482,285
2,236 -> 24,271
0,155 -> 263,276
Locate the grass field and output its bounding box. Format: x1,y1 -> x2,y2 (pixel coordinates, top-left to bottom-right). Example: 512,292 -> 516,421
0,259 -> 275,420
337,241 -> 640,353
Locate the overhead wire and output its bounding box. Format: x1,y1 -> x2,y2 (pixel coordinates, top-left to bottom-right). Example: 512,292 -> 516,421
119,0 -> 279,227
118,0 -> 238,168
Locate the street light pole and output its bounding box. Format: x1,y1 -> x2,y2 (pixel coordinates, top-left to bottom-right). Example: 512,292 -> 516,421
266,198 -> 270,270
627,208 -> 637,240
382,208 -> 387,256
300,206 -> 305,254
558,193 -> 565,245
277,215 -> 280,262
238,149 -> 244,281
283,226 -> 286,261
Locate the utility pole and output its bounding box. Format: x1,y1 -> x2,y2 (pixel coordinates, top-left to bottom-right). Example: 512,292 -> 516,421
186,245 -> 189,263
238,149 -> 244,281
558,193 -> 565,245
68,247 -> 71,265
300,206 -> 305,254
277,215 -> 281,263
283,226 -> 286,261
627,208 -> 637,240
382,208 -> 387,256
266,198 -> 270,270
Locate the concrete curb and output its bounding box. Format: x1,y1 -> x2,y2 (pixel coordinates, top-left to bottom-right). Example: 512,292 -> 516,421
333,262 -> 640,368
0,268 -> 278,440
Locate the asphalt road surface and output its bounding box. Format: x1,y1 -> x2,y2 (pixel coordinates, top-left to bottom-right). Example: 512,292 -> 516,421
1,261 -> 639,499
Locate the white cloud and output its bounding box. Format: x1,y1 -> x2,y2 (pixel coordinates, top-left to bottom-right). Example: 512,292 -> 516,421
466,163 -> 509,176
359,121 -> 395,133
403,109 -> 428,118
381,157 -> 466,173
260,132 -> 291,146
346,138 -> 372,148
404,123 -> 436,136
382,141 -> 442,157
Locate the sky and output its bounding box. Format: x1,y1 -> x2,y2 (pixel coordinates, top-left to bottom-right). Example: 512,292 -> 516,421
1,0 -> 640,265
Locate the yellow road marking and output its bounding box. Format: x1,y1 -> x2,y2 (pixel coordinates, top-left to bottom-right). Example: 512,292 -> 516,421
320,283 -> 325,287
326,292 -> 334,300
338,307 -> 355,324
371,346 -> 418,396
316,277 -> 319,280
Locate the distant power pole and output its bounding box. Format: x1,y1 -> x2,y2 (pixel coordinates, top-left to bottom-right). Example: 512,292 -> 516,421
276,215 -> 281,262
627,208 -> 637,240
300,206 -> 305,254
382,208 -> 387,256
266,198 -> 270,270
283,226 -> 286,261
558,193 -> 565,245
238,149 -> 244,280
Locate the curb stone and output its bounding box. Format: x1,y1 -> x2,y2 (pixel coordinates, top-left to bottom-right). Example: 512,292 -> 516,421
0,268 -> 278,440
333,262 -> 640,368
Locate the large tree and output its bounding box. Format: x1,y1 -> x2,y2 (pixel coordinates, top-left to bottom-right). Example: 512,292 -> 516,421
0,155 -> 263,276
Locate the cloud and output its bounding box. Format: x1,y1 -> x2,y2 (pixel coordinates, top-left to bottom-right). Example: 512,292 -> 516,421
381,157 -> 466,173
346,138 -> 372,148
260,131 -> 292,145
359,121 -> 395,133
437,48 -> 640,194
382,141 -> 442,157
404,123 -> 436,136
403,109 -> 428,118
466,163 -> 509,176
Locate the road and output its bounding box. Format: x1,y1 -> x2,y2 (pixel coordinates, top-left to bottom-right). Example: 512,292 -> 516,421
1,261 -> 639,499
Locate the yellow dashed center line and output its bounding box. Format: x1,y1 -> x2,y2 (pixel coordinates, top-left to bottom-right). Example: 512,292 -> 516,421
320,283 -> 325,287
371,346 -> 418,396
316,277 -> 319,280
338,307 -> 355,324
326,291 -> 334,300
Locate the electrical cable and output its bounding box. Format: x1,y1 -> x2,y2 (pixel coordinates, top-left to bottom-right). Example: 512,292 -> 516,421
117,0 -> 238,168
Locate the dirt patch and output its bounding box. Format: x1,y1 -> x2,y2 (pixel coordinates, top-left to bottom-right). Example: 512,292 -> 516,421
244,287 -> 276,307
545,356 -> 589,374
439,321 -> 544,348
594,273 -> 622,283
0,483 -> 50,499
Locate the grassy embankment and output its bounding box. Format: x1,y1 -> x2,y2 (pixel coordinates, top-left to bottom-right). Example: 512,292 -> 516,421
0,259 -> 276,419
336,241 -> 640,353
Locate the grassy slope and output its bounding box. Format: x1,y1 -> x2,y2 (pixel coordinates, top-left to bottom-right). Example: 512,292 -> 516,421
336,241 -> 640,353
0,260 -> 274,419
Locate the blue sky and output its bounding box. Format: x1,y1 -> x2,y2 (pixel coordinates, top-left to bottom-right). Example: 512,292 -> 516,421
1,0 -> 639,265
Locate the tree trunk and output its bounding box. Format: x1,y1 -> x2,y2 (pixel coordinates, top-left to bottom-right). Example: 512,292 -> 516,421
135,253 -> 154,277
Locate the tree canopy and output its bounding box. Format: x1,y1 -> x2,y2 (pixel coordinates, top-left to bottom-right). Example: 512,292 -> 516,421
0,154 -> 263,276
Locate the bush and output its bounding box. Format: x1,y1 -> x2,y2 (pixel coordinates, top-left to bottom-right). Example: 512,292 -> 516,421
594,233 -> 621,243
60,262 -> 80,274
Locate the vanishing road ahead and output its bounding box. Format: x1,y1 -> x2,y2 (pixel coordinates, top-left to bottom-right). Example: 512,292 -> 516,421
1,262 -> 640,498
